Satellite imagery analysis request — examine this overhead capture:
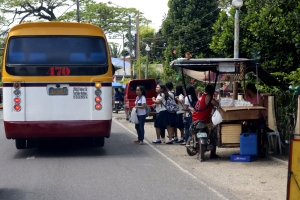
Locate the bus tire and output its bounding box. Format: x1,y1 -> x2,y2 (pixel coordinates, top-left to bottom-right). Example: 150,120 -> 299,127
27,139 -> 38,148
94,137 -> 104,147
15,139 -> 26,149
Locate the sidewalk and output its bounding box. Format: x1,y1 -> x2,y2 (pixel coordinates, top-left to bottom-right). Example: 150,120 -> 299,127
113,111 -> 288,200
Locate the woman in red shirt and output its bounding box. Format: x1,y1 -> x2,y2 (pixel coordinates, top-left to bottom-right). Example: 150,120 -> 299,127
192,85 -> 219,123
192,85 -> 219,159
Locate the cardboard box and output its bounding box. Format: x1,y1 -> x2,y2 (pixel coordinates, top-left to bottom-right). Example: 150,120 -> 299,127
230,154 -> 256,162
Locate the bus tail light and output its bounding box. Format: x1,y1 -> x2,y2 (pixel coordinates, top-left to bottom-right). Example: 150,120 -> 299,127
95,96 -> 101,103
95,82 -> 101,88
13,82 -> 22,112
14,82 -> 21,89
94,82 -> 102,111
14,97 -> 21,104
95,104 -> 102,110
14,105 -> 21,111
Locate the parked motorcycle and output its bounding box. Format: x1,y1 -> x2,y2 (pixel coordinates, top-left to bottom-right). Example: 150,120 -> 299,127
113,98 -> 122,113
186,120 -> 217,162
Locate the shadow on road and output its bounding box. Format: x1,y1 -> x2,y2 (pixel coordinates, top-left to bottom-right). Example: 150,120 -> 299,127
12,132 -> 153,159
0,188 -> 29,200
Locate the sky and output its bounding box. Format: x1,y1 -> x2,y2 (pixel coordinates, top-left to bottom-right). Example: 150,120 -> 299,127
97,0 -> 170,45
53,0 -> 169,45
1,0 -> 169,46
99,0 -> 169,30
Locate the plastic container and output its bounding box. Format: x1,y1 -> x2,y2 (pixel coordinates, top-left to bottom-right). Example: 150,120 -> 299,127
230,154 -> 256,162
220,97 -> 234,107
240,133 -> 257,155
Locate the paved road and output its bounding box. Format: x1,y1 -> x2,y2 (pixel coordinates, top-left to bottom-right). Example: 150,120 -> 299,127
0,110 -> 239,200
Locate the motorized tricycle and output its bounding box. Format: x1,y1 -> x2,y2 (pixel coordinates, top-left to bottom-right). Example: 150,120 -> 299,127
171,58 -> 284,160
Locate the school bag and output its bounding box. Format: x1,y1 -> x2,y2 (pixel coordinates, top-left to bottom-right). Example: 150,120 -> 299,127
145,104 -> 151,117
163,95 -> 179,113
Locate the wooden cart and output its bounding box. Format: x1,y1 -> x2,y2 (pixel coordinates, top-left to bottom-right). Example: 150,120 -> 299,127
217,106 -> 266,147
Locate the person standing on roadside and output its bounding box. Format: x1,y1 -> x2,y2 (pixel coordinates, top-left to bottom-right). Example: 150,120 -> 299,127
166,82 -> 177,141
152,84 -> 174,144
174,85 -> 185,143
182,85 -> 198,145
134,86 -> 147,145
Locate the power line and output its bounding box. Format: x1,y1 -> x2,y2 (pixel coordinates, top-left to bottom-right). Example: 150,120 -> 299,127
57,3 -> 77,19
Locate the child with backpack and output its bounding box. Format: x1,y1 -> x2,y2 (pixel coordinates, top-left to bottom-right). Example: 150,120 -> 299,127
166,82 -> 178,141
174,85 -> 185,143
152,84 -> 174,144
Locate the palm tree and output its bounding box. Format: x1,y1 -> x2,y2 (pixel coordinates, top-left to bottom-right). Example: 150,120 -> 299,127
109,42 -> 122,58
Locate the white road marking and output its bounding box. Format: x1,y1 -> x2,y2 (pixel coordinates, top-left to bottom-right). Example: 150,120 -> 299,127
113,119 -> 229,200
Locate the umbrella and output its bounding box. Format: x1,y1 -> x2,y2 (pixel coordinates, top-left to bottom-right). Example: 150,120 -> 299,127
112,82 -> 123,88
183,69 -> 230,83
111,57 -> 130,68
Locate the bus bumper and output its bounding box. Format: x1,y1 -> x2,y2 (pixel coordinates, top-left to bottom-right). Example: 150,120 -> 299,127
4,120 -> 112,139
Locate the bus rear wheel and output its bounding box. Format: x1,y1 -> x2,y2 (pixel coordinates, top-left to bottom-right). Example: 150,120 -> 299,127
93,137 -> 104,147
15,139 -> 26,149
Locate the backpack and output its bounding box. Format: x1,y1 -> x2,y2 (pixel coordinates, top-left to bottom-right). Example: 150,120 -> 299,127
163,96 -> 179,113
145,104 -> 151,117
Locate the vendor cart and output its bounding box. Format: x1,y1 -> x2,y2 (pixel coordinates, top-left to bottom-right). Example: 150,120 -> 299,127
217,106 -> 266,147
171,58 -> 284,149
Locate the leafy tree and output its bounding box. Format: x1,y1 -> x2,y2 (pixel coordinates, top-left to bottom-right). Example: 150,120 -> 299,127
148,29 -> 167,63
139,26 -> 155,57
0,0 -> 72,23
161,0 -> 220,83
210,0 -> 300,73
59,1 -> 151,38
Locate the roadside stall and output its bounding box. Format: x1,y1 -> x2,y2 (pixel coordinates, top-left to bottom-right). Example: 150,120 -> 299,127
171,58 -> 283,156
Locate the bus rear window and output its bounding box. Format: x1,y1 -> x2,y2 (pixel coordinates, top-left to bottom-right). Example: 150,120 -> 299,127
5,36 -> 109,76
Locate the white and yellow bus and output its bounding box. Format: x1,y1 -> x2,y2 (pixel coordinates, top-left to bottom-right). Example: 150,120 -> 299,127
2,22 -> 113,149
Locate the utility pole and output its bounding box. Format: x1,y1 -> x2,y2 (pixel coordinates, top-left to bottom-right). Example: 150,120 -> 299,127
128,16 -> 133,80
232,0 -> 243,100
76,0 -> 80,22
135,12 -> 141,79
122,34 -> 125,80
145,44 -> 150,79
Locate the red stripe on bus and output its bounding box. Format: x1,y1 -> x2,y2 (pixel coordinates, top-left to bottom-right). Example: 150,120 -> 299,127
4,120 -> 111,139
